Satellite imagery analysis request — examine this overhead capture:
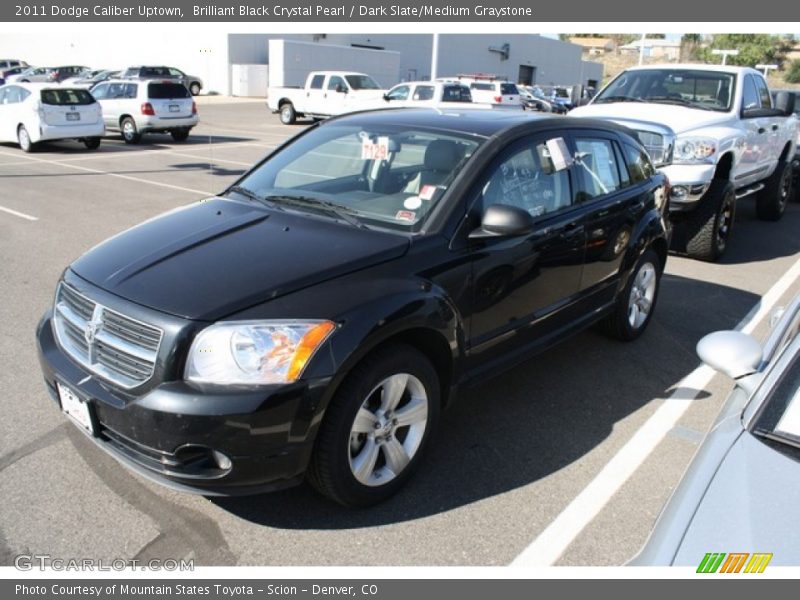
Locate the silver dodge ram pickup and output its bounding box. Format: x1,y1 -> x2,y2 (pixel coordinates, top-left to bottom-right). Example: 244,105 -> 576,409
572,65 -> 797,261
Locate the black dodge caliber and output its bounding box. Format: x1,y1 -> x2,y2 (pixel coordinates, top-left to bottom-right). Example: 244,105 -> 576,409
37,109 -> 670,507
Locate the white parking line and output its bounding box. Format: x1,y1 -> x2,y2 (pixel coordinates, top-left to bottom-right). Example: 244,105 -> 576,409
510,253 -> 800,567
0,204 -> 38,221
0,150 -> 213,196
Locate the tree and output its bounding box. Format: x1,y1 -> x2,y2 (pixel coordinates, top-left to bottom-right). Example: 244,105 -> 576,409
696,34 -> 793,67
786,59 -> 800,84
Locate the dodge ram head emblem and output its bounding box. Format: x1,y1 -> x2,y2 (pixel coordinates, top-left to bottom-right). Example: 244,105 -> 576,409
84,314 -> 103,345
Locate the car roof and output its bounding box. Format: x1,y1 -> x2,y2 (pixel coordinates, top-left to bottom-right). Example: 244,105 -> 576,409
624,63 -> 760,75
324,108 -> 637,139
4,82 -> 90,92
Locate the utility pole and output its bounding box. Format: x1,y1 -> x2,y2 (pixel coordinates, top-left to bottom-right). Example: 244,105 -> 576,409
712,48 -> 739,65
431,33 -> 439,81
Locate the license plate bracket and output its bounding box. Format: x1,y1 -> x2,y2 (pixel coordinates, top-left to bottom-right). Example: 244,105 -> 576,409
57,381 -> 95,435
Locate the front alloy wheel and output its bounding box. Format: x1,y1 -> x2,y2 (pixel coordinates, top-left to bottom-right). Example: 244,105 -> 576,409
348,374 -> 428,487
308,344 -> 440,507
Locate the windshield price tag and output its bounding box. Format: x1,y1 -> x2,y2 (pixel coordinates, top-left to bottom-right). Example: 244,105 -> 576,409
362,136 -> 390,160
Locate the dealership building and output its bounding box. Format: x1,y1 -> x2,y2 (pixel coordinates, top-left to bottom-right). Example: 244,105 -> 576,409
0,31 -> 603,96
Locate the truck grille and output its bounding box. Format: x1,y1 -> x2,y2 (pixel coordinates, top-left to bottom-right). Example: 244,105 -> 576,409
636,130 -> 668,165
52,282 -> 163,389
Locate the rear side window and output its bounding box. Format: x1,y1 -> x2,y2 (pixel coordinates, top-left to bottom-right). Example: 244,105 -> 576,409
4,86 -> 29,103
148,82 -> 190,99
574,138 -> 622,198
40,89 -> 94,105
471,83 -> 493,91
500,83 -> 519,95
624,143 -> 656,184
413,86 -> 434,101
123,83 -> 137,98
442,85 -> 471,102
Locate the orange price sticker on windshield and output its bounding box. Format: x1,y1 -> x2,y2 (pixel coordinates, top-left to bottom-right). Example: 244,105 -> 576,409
362,136 -> 390,160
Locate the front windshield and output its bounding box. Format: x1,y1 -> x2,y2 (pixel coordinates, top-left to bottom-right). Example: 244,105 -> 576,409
233,123 -> 483,232
594,69 -> 736,112
345,75 -> 381,90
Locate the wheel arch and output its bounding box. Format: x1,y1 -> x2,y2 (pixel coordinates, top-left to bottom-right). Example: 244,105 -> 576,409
714,151 -> 735,181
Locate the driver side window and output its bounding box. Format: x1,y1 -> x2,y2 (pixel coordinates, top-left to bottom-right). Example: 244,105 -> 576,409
479,139 -> 573,218
742,75 -> 760,111
387,85 -> 410,101
327,76 -> 346,92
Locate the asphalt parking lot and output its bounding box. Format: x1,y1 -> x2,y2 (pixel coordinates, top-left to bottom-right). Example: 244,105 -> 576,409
1,99 -> 799,567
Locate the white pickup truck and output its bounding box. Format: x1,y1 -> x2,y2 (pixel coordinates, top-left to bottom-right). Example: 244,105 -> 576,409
267,71 -> 385,125
571,65 -> 797,261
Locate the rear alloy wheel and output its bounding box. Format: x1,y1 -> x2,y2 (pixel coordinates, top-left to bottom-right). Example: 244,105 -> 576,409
279,103 -> 296,125
189,82 -> 201,96
170,128 -> 190,142
308,345 -> 440,507
83,137 -> 101,150
17,125 -> 34,152
601,249 -> 662,341
756,160 -> 792,221
120,117 -> 141,144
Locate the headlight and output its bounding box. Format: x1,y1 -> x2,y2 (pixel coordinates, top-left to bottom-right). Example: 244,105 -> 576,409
185,320 -> 336,385
673,137 -> 716,164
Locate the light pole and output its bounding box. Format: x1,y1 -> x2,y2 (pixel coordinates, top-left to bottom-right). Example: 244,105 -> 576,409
431,34 -> 439,81
638,33 -> 646,66
711,48 -> 739,65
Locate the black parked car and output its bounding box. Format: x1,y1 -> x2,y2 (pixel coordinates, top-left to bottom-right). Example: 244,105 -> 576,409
37,109 -> 671,507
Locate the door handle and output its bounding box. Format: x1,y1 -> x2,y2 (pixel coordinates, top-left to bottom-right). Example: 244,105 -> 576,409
772,124 -> 779,131
758,127 -> 766,134
559,223 -> 585,240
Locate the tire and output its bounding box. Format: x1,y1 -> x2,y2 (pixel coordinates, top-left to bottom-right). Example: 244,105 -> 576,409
120,117 -> 141,144
307,344 -> 440,507
279,102 -> 296,125
674,178 -> 735,262
17,125 -> 34,153
83,137 -> 101,150
600,249 -> 662,341
756,160 -> 792,221
170,128 -> 190,142
189,82 -> 201,96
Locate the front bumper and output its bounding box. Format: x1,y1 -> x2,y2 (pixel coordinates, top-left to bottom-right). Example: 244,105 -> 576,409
36,311 -> 329,496
660,163 -> 716,211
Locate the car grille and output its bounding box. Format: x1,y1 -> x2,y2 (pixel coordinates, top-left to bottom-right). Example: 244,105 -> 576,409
636,130 -> 669,166
52,282 -> 163,389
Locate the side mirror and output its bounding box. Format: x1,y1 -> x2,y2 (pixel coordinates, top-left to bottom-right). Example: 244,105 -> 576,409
774,91 -> 796,116
383,93 -> 391,102
469,204 -> 535,239
336,84 -> 347,94
696,331 -> 762,380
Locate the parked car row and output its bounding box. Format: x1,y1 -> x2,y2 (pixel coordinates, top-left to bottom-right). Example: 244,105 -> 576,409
0,77 -> 199,151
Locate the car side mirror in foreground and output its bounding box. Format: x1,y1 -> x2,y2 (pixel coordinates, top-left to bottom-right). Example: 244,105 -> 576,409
697,330 -> 763,385
469,204 -> 535,239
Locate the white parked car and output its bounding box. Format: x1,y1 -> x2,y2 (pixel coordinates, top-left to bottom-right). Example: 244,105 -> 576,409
0,83 -> 104,152
381,81 -> 474,107
454,79 -> 521,106
89,79 -> 198,143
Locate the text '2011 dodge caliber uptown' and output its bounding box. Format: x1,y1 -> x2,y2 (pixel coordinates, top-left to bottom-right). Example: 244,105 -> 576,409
37,109 -> 670,507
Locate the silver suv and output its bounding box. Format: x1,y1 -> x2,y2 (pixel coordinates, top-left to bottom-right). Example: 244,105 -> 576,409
90,79 -> 198,143
122,66 -> 203,96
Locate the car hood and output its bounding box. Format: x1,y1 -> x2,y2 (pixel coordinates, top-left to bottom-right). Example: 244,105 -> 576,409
70,197 -> 409,321
671,433 -> 800,566
571,102 -> 731,135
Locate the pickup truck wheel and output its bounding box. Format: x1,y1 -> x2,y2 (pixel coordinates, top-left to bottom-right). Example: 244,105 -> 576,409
677,178 -> 735,262
756,160 -> 792,221
279,103 -> 296,125
308,345 -> 440,507
600,249 -> 661,341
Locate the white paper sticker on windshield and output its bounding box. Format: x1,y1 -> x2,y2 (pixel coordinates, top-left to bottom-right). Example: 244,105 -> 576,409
404,196 -> 422,210
362,136 -> 390,160
775,387 -> 800,438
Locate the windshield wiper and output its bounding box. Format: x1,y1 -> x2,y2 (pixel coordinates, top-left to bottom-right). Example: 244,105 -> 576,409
264,194 -> 369,229
226,186 -> 285,210
594,95 -> 645,104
